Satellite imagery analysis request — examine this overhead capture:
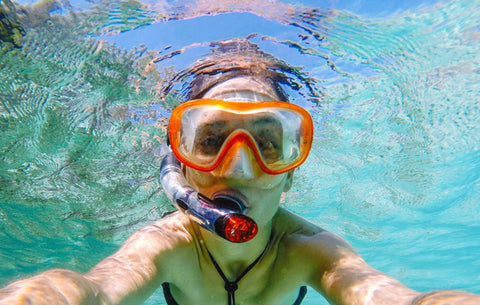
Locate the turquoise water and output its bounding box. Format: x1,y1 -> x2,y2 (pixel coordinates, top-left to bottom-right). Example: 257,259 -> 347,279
1,0 -> 479,304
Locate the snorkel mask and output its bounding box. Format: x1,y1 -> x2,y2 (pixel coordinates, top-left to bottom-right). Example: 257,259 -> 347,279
168,99 -> 313,175
160,77 -> 313,243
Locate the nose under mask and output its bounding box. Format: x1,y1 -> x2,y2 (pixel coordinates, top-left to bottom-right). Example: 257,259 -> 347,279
215,143 -> 257,179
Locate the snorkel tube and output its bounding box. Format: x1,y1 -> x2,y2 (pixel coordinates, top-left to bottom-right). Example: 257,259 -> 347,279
160,151 -> 258,243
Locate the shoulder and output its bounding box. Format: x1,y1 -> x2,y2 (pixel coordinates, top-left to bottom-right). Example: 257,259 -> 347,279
82,212 -> 198,303
273,208 -> 323,237
272,208 -> 359,277
124,211 -> 194,248
274,208 -> 356,253
272,210 -> 421,304
117,212 -> 197,272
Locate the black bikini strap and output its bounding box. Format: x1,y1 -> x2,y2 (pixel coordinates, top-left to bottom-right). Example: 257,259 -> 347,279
207,242 -> 270,305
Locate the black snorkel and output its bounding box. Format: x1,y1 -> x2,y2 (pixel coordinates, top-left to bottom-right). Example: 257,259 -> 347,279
160,151 -> 258,243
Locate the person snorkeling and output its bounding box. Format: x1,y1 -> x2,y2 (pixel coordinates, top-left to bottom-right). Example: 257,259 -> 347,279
1,40 -> 480,305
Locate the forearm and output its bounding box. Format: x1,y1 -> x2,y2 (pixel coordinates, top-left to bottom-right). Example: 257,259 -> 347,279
321,269 -> 418,305
83,255 -> 162,305
410,290 -> 480,305
322,266 -> 480,305
0,222 -> 175,305
318,254 -> 418,305
0,269 -> 108,305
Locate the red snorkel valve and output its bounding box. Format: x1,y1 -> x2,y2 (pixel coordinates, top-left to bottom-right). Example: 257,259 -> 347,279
160,151 -> 258,243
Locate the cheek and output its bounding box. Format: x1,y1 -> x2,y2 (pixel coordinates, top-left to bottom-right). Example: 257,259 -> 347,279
184,167 -> 216,189
243,182 -> 285,226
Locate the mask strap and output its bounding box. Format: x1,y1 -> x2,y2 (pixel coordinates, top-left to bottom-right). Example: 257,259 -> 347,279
206,241 -> 270,305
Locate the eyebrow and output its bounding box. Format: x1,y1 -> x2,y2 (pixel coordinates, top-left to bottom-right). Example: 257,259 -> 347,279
195,114 -> 282,132
197,119 -> 229,129
251,116 -> 282,127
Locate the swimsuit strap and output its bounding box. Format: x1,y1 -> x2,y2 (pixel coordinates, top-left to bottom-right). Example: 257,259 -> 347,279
206,241 -> 270,305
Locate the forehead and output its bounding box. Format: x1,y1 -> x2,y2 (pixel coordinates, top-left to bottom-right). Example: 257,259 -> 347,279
200,76 -> 281,102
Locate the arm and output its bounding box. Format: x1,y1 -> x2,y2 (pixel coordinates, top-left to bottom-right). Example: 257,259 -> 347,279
307,231 -> 480,305
0,224 -> 163,305
83,222 -> 173,305
0,269 -> 108,305
307,231 -> 417,305
0,215 -> 188,305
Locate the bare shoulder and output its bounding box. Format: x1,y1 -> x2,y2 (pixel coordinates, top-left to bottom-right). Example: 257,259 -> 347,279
273,208 -> 359,273
128,211 -> 193,243
88,212 -> 196,282
274,208 -> 353,250
119,211 -> 195,259
0,213 -> 198,305
273,210 -> 421,305
82,212 -> 197,304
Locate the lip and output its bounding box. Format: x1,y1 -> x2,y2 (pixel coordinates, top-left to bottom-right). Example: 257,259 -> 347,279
211,190 -> 249,213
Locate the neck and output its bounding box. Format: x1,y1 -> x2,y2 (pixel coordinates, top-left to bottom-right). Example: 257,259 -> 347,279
198,219 -> 273,277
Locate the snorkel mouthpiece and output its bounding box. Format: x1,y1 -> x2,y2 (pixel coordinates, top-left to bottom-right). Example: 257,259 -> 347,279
160,152 -> 258,243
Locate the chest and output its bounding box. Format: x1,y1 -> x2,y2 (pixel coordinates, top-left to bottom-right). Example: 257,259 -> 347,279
165,250 -> 306,305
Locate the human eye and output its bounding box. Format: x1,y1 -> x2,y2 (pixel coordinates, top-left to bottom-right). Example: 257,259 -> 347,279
255,133 -> 282,162
197,135 -> 225,154
251,117 -> 283,163
193,122 -> 229,156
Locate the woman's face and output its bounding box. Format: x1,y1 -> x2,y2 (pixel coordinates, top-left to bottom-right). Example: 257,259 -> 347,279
184,76 -> 293,227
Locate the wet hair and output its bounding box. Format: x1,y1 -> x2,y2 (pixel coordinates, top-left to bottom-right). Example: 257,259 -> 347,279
185,39 -> 289,102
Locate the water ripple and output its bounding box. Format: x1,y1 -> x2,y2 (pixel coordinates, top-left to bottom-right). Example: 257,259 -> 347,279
1,0 -> 479,299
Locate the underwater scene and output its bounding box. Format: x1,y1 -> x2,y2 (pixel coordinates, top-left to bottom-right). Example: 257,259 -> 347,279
1,0 -> 479,304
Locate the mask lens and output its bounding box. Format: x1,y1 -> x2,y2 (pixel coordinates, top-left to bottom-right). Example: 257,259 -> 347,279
191,113 -> 284,164
169,99 -> 313,174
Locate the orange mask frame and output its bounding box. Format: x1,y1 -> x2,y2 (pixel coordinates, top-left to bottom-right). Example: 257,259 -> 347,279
168,99 -> 314,175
